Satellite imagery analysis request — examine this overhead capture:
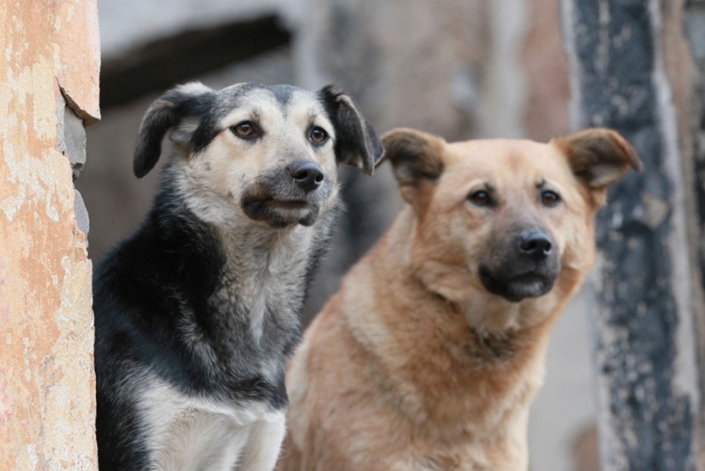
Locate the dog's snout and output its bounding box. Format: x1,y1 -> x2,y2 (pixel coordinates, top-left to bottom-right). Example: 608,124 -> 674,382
517,230 -> 553,259
288,161 -> 324,193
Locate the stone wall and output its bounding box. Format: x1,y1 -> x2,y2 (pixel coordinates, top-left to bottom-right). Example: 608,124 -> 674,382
0,1 -> 100,469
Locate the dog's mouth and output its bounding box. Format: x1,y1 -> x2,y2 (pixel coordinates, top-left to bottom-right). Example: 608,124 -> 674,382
479,265 -> 558,303
263,199 -> 310,210
241,194 -> 321,228
239,167 -> 334,228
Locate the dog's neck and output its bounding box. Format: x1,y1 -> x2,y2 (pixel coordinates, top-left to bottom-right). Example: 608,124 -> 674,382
209,216 -> 330,343
149,171 -> 335,356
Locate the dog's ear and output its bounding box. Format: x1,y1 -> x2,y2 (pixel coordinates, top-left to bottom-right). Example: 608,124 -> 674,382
552,128 -> 642,206
382,128 -> 445,205
318,86 -> 384,175
133,82 -> 214,178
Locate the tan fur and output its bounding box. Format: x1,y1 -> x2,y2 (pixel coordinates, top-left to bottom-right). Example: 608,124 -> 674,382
277,128 -> 640,471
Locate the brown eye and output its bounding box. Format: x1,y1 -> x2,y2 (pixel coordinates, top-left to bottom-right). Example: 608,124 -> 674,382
469,190 -> 491,206
309,127 -> 328,144
231,121 -> 258,139
541,190 -> 560,207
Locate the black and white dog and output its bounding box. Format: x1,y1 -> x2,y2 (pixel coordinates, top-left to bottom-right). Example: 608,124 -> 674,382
93,82 -> 383,471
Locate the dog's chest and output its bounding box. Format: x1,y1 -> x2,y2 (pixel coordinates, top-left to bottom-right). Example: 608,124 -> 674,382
139,378 -> 282,470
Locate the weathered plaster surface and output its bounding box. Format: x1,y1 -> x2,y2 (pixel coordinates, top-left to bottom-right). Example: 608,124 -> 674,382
0,0 -> 100,469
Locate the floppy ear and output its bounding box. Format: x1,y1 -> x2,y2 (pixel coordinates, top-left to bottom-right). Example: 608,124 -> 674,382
133,82 -> 214,178
318,86 -> 384,175
552,128 -> 642,205
382,128 -> 445,205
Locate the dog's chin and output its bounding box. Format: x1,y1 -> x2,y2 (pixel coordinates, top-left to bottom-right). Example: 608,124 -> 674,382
479,266 -> 557,303
241,198 -> 320,228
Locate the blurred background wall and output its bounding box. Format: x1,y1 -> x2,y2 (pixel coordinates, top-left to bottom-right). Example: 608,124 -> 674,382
77,1 -> 698,469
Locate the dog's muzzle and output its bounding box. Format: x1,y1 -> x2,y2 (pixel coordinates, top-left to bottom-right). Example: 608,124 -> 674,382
479,230 -> 560,303
241,162 -> 332,228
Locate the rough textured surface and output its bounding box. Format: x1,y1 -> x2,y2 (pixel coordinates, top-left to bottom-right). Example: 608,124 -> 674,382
74,190 -> 90,236
563,0 -> 699,469
684,1 -> 705,465
663,1 -> 705,467
57,95 -> 88,180
0,0 -> 100,469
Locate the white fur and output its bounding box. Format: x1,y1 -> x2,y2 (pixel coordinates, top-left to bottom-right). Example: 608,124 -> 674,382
139,378 -> 286,471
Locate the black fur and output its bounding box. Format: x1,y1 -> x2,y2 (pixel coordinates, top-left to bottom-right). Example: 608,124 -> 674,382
95,177 -> 314,469
318,85 -> 385,175
94,82 -> 381,471
134,86 -> 216,177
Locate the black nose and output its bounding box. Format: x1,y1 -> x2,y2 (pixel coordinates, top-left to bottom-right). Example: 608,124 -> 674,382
517,230 -> 553,260
288,161 -> 324,193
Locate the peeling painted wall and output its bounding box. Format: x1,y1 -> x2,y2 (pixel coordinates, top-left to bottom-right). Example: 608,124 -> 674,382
0,1 -> 100,470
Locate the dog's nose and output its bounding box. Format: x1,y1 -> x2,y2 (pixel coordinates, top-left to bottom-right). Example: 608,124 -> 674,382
288,161 -> 324,193
517,230 -> 553,260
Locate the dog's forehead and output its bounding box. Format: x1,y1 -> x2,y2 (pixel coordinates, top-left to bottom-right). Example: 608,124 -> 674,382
215,83 -> 326,120
444,139 -> 572,183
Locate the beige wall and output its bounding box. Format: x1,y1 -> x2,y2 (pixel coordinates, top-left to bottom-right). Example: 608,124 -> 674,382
0,1 -> 100,469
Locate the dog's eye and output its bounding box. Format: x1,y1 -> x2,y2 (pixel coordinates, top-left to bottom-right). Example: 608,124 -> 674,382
309,127 -> 328,144
469,190 -> 491,206
541,190 -> 561,207
231,121 -> 259,140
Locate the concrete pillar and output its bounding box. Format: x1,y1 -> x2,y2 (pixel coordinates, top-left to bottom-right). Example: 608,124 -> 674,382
0,0 -> 100,469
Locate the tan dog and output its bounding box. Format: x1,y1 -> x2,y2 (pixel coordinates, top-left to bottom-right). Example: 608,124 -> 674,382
276,128 -> 641,471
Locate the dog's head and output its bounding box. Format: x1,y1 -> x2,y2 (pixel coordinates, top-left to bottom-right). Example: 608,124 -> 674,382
134,82 -> 384,228
383,128 -> 640,307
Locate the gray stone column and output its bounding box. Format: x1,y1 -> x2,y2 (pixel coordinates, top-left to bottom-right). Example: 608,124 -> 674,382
683,0 -> 705,464
562,0 -> 702,469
